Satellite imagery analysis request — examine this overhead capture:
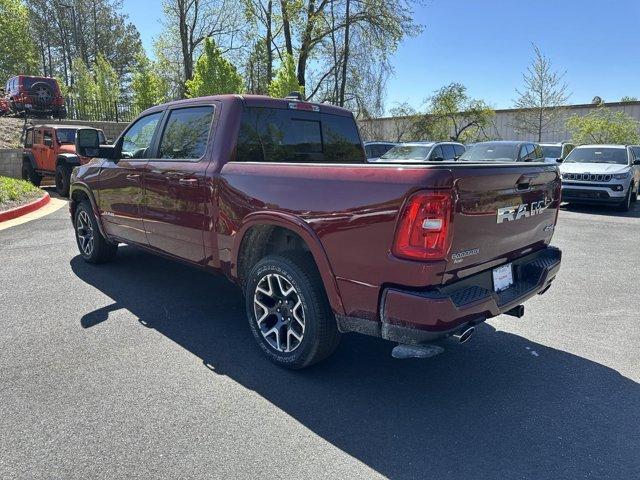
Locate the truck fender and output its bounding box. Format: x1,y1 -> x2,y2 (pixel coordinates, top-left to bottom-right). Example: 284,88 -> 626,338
232,212 -> 346,316
56,154 -> 80,167
69,182 -> 109,240
23,152 -> 36,169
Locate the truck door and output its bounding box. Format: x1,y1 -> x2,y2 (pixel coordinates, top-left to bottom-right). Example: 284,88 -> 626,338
95,111 -> 164,246
31,128 -> 45,170
42,128 -> 56,171
142,104 -> 215,264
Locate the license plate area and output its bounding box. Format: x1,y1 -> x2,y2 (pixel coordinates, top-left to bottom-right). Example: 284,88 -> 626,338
492,263 -> 514,292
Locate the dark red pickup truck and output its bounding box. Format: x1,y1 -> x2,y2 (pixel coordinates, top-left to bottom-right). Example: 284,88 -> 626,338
69,95 -> 561,368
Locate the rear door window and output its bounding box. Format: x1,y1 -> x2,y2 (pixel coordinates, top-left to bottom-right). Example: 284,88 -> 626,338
441,144 -> 456,160
43,129 -> 53,146
453,144 -> 465,158
237,107 -> 364,163
430,145 -> 443,160
158,106 -> 214,160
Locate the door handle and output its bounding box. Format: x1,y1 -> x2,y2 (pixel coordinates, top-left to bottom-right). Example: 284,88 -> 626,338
178,178 -> 198,186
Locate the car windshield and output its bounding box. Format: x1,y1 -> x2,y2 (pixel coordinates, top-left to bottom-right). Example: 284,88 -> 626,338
564,147 -> 628,165
56,129 -> 105,145
541,146 -> 562,158
380,145 -> 431,161
56,129 -> 76,144
459,143 -> 518,162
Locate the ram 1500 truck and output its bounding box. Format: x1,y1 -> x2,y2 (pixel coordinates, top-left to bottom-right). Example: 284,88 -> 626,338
69,94 -> 562,369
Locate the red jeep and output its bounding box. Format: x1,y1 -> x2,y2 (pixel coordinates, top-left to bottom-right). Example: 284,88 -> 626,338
5,75 -> 66,118
22,125 -> 106,196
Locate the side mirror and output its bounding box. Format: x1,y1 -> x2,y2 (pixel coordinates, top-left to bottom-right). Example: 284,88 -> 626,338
43,138 -> 53,147
633,159 -> 640,166
76,128 -> 116,159
556,158 -> 563,163
432,156 -> 444,162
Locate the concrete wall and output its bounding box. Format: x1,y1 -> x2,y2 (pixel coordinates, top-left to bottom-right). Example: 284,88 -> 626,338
29,119 -> 129,142
0,149 -> 22,179
358,101 -> 640,143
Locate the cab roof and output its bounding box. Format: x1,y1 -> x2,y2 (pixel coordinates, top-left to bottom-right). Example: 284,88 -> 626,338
139,94 -> 355,118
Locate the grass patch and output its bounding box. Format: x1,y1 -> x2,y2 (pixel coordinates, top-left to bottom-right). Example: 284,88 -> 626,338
0,176 -> 43,209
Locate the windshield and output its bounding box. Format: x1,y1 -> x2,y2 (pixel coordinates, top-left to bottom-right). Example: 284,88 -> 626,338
380,145 -> 431,161
564,147 -> 628,165
541,146 -> 562,158
459,143 -> 518,162
56,129 -> 77,144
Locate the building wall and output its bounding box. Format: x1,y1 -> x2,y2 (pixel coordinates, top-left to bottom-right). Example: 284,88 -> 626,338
358,101 -> 640,143
0,149 -> 22,179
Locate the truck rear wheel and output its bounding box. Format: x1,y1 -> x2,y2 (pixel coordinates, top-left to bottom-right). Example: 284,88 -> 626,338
245,252 -> 341,369
21,161 -> 42,187
55,163 -> 71,197
74,201 -> 118,264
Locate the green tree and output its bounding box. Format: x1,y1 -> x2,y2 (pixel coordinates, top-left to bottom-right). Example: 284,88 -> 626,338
131,52 -> 168,111
513,45 -> 570,141
185,37 -> 244,98
620,96 -> 638,102
267,53 -> 302,98
415,83 -> 495,142
566,107 -> 640,145
70,58 -> 96,101
93,53 -> 119,105
0,0 -> 38,80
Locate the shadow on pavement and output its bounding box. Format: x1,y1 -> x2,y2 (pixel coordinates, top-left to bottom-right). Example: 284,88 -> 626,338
561,200 -> 640,218
71,248 -> 639,479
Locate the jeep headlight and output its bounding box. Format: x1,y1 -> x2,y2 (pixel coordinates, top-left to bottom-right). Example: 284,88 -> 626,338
612,172 -> 630,180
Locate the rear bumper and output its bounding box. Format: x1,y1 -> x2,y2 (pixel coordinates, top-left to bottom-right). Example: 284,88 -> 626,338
337,246 -> 561,344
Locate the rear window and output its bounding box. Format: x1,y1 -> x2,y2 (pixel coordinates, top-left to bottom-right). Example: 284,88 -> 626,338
541,145 -> 562,158
236,107 -> 364,163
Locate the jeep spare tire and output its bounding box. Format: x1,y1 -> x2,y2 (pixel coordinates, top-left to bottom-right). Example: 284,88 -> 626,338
30,82 -> 53,107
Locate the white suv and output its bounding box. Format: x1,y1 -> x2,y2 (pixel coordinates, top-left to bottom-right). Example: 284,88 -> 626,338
559,144 -> 640,211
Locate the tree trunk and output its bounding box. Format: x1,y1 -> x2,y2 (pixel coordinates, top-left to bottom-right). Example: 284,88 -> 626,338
266,0 -> 273,82
338,0 -> 350,107
297,0 -> 316,91
280,0 -> 293,56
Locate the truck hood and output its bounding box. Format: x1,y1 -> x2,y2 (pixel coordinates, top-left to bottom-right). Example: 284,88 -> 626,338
58,144 -> 77,154
560,162 -> 629,174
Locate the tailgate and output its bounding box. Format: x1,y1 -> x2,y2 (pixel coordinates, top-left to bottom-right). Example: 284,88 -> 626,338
446,164 -> 560,278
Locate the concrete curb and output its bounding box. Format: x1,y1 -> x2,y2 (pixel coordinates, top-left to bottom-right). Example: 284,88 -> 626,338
0,191 -> 51,223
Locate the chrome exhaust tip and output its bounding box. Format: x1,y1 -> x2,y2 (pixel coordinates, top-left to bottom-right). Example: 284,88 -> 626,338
452,326 -> 475,344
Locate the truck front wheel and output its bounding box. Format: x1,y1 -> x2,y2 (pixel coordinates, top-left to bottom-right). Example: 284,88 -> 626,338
245,252 -> 341,369
74,201 -> 118,264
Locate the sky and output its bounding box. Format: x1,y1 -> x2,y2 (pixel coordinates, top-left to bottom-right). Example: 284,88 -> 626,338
123,0 -> 640,112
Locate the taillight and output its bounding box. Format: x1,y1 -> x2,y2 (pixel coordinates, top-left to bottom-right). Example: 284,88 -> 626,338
392,191 -> 452,261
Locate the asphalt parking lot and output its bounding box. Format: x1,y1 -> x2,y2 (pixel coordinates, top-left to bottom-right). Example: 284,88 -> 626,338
1,191 -> 639,479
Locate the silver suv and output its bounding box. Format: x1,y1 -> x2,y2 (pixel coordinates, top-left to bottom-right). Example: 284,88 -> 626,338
559,144 -> 640,211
